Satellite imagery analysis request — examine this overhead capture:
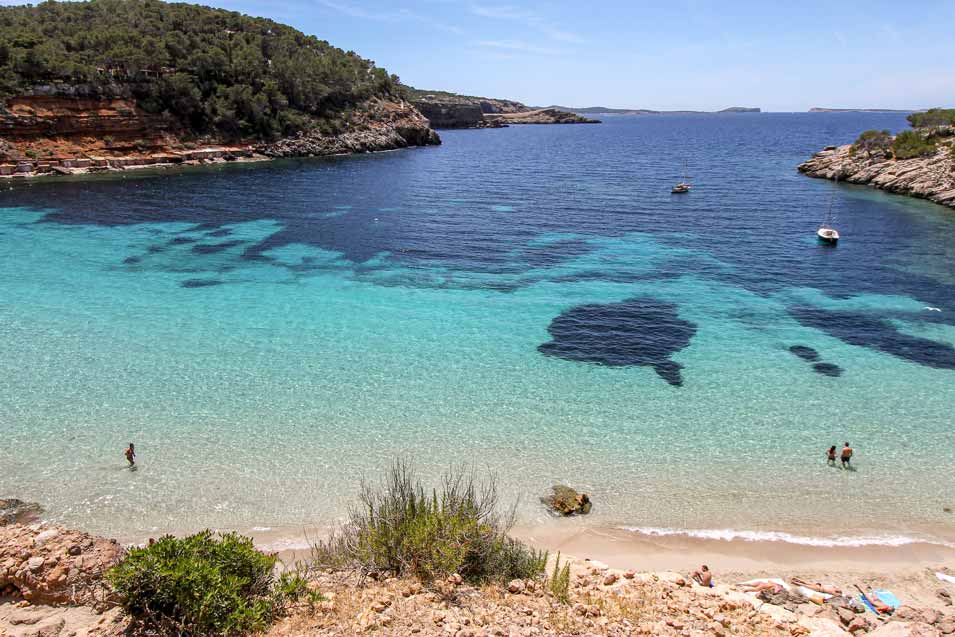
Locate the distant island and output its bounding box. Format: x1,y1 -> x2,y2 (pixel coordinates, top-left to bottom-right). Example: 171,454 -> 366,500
404,87 -> 600,129
808,107 -> 920,113
0,1 -> 440,179
538,106 -> 761,115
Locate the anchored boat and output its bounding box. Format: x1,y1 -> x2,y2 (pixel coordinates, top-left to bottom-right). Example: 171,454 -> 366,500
672,160 -> 691,194
817,191 -> 839,245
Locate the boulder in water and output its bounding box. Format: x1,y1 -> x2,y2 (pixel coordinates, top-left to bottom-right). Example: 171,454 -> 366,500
541,485 -> 592,516
0,498 -> 43,526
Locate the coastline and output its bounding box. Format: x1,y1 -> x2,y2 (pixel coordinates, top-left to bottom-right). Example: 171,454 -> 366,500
245,522 -> 955,581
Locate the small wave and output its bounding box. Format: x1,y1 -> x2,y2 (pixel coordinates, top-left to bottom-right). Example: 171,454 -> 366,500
620,526 -> 955,548
256,537 -> 312,551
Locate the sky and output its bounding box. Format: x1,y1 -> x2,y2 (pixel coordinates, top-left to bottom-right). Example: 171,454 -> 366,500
5,0 -> 955,111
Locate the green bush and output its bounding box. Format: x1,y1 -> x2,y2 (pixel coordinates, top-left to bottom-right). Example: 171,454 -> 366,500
107,531 -> 301,636
892,130 -> 938,159
907,108 -> 955,129
851,129 -> 892,156
313,461 -> 547,584
547,553 -> 571,604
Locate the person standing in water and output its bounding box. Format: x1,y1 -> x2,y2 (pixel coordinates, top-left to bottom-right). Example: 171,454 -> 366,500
125,443 -> 136,467
840,442 -> 853,469
826,445 -> 837,466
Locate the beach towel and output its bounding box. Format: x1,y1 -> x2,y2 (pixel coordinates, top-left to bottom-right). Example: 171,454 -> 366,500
858,589 -> 900,615
937,572 -> 955,584
796,585 -> 833,601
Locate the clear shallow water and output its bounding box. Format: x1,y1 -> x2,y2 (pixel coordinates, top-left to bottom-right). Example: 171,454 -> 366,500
2,113 -> 955,546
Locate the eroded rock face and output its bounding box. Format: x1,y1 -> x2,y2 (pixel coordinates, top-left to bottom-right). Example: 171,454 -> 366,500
0,525 -> 124,606
0,499 -> 43,526
541,485 -> 592,516
259,97 -> 439,157
798,135 -> 955,209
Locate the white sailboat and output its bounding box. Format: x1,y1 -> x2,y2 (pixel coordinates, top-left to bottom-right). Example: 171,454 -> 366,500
672,160 -> 691,194
817,191 -> 839,245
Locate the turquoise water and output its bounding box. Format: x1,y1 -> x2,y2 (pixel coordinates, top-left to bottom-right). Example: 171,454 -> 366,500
2,113 -> 954,546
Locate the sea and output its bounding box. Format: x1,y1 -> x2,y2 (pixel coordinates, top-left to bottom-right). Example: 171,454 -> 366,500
2,112 -> 954,550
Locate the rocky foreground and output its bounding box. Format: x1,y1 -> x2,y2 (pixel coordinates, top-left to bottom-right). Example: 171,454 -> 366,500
3,522 -> 955,637
798,135 -> 955,209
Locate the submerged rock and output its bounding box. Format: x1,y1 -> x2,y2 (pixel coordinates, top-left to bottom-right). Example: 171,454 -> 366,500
788,345 -> 820,362
541,485 -> 592,516
0,499 -> 42,526
538,298 -> 697,386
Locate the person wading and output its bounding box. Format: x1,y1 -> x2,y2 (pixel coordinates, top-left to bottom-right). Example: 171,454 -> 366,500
840,442 -> 853,469
826,445 -> 837,466
125,443 -> 136,467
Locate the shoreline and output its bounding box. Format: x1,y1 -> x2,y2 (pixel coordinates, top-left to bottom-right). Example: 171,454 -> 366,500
241,522 -> 955,580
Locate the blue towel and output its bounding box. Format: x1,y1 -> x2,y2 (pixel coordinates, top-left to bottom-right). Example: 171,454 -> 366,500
874,590 -> 901,609
859,590 -> 901,615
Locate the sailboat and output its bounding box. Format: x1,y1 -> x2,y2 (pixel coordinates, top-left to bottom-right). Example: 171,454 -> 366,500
817,191 -> 840,245
672,160 -> 691,193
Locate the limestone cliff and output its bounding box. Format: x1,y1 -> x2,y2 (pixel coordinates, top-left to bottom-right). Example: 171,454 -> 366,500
798,133 -> 955,209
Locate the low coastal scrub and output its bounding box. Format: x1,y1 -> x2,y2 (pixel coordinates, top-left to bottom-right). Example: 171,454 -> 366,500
547,553 -> 572,604
107,531 -> 306,636
892,130 -> 938,159
908,108 -> 955,129
312,461 -> 547,584
851,129 -> 892,157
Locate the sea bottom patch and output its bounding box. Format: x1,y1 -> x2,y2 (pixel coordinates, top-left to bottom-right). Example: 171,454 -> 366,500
790,306 -> 955,370
538,298 -> 697,386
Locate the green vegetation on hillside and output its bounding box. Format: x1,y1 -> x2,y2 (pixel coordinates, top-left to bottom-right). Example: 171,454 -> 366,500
908,108 -> 955,129
0,0 -> 401,138
851,129 -> 892,156
892,130 -> 938,159
107,531 -> 310,636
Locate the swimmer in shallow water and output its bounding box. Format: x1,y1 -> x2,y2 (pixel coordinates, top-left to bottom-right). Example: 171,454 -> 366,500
826,445 -> 837,466
125,443 -> 136,467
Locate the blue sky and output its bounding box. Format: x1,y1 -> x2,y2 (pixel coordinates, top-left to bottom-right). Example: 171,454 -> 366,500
6,0 -> 955,110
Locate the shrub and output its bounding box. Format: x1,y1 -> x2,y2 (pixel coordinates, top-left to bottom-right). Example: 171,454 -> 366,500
24,148 -> 37,159
107,531 -> 301,636
907,108 -> 955,129
892,130 -> 938,159
547,553 -> 571,604
312,461 -> 547,584
851,129 -> 892,157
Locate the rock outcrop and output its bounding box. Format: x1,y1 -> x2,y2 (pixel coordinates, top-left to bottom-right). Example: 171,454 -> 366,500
0,500 -> 42,527
409,90 -> 599,129
258,97 -> 439,158
485,108 -> 600,125
0,525 -> 124,606
541,485 -> 592,516
798,135 -> 955,209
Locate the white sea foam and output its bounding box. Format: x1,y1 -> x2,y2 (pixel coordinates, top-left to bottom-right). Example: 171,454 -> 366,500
620,526 -> 955,548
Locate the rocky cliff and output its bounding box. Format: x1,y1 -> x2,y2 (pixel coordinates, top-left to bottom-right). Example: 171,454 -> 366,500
798,134 -> 955,209
0,90 -> 439,178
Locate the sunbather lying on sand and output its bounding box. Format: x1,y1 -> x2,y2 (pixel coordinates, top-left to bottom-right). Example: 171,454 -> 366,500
739,581 -> 784,594
864,591 -> 895,615
791,578 -> 841,596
